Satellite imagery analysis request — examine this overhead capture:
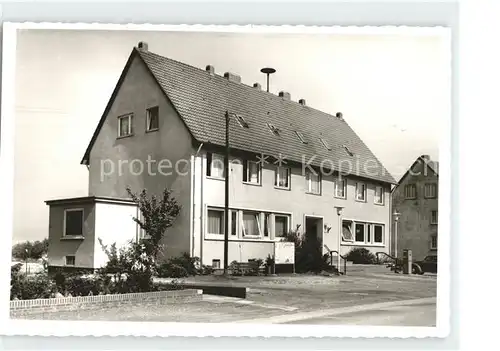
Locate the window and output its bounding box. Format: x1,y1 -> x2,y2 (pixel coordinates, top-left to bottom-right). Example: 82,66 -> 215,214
146,106 -> 159,131
243,160 -> 261,184
374,225 -> 383,244
335,177 -> 347,198
206,153 -> 225,179
65,255 -> 75,266
64,209 -> 84,236
343,145 -> 354,156
242,211 -> 261,236
212,259 -> 221,269
305,170 -> 321,194
430,235 -> 438,250
405,184 -> 417,199
267,123 -> 281,136
118,114 -> 133,137
295,131 -> 308,144
424,183 -> 437,198
431,210 -> 438,224
355,223 -> 365,242
234,114 -> 249,128
355,182 -> 367,202
275,167 -> 291,189
320,138 -> 332,151
231,211 -> 237,236
207,209 -> 224,235
275,215 -> 289,237
374,186 -> 384,205
342,220 -> 354,242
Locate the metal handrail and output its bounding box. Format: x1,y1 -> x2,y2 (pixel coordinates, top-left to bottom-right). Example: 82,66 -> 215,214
376,252 -> 403,272
326,249 -> 347,275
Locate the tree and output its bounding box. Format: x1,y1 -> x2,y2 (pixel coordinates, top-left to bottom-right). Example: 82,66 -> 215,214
12,238 -> 49,261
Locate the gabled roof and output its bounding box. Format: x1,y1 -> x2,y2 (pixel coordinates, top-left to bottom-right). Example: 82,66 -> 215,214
82,45 -> 396,185
393,155 -> 439,190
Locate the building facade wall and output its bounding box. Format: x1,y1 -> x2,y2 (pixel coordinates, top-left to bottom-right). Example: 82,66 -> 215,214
194,152 -> 392,266
86,55 -> 194,260
47,202 -> 96,269
392,158 -> 438,260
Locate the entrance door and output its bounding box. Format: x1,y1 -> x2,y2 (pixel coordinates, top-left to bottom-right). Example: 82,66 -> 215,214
305,216 -> 323,246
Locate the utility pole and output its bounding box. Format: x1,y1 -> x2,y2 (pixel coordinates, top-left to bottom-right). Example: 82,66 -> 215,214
223,111 -> 230,275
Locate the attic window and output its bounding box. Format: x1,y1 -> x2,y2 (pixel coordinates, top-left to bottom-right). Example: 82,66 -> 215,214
343,145 -> 354,156
295,131 -> 308,144
234,114 -> 249,128
267,123 -> 281,136
320,138 -> 331,151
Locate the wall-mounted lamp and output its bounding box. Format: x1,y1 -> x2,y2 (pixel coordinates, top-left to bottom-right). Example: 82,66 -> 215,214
393,211 -> 401,222
335,206 -> 344,216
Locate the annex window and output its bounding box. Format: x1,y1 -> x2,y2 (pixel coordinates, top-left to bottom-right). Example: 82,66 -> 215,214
430,235 -> 438,250
405,184 -> 417,199
212,259 -> 221,269
267,123 -> 281,136
275,167 -> 291,189
206,153 -> 225,179
374,225 -> 384,244
118,114 -> 133,137
207,209 -> 225,235
64,209 -> 84,236
355,182 -> 367,202
275,215 -> 289,238
231,211 -> 237,236
431,210 -> 438,224
335,177 -> 347,199
319,138 -> 332,151
264,213 -> 270,237
424,183 -> 437,198
146,106 -> 159,131
342,220 -> 354,242
343,145 -> 354,157
243,160 -> 261,185
374,185 -> 384,205
295,131 -> 308,144
305,169 -> 321,194
242,211 -> 261,237
65,255 -> 76,266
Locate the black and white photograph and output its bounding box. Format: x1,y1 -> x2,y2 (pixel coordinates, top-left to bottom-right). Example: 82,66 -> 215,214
1,23 -> 450,338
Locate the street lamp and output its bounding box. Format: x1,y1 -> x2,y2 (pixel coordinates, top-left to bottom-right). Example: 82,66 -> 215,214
393,211 -> 401,258
334,206 -> 344,271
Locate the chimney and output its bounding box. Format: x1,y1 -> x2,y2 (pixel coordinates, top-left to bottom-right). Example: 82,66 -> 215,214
224,72 -> 241,83
205,65 -> 215,74
421,154 -> 430,161
336,112 -> 343,119
279,91 -> 291,100
137,41 -> 148,52
253,83 -> 262,90
299,99 -> 306,106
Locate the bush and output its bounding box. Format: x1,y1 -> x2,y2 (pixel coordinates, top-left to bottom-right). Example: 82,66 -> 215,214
345,248 -> 377,264
284,230 -> 330,274
11,272 -> 56,300
247,258 -> 264,276
157,263 -> 189,278
157,253 -> 200,278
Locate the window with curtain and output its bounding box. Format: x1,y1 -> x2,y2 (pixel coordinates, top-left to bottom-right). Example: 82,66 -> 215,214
374,186 -> 384,204
355,182 -> 366,201
206,153 -> 225,178
424,183 -> 437,198
306,170 -> 321,194
275,215 -> 289,237
335,178 -> 346,198
342,220 -> 354,241
207,209 -> 224,235
355,223 -> 365,242
275,167 -> 290,188
242,211 -> 260,236
243,160 -> 261,184
374,225 -> 383,244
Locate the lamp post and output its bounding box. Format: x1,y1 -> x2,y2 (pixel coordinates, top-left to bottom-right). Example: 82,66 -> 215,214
393,211 -> 401,258
334,206 -> 344,271
223,111 -> 231,276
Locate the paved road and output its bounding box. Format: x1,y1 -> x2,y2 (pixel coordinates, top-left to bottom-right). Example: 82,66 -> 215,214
282,299 -> 436,326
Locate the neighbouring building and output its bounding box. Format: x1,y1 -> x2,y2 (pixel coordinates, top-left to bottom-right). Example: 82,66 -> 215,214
46,42 -> 397,272
391,155 -> 439,260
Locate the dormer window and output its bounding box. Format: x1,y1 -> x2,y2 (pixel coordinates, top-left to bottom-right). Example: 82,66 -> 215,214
343,145 -> 354,157
320,138 -> 332,151
295,131 -> 308,144
267,123 -> 281,136
234,114 -> 249,128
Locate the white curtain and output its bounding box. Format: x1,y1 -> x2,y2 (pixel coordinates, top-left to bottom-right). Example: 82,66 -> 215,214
208,210 -> 223,234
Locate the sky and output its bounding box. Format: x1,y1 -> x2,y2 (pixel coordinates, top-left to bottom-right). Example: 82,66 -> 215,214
13,29 -> 449,243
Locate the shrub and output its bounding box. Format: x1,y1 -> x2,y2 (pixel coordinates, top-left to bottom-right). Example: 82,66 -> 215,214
157,262 -> 189,278
156,253 -> 200,278
64,275 -> 100,296
11,272 -> 56,300
284,230 -> 330,273
247,258 -> 264,276
199,265 -> 214,275
345,247 -> 377,264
